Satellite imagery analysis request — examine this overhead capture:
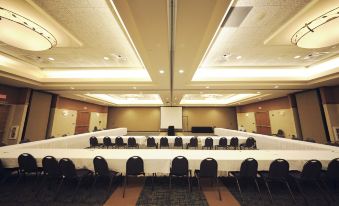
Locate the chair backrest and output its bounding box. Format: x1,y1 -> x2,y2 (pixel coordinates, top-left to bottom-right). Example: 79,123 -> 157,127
160,137 -> 169,146
268,159 -> 289,179
93,156 -> 109,175
174,137 -> 183,146
42,156 -> 60,176
59,158 -> 77,178
246,137 -> 256,148
90,136 -> 98,147
199,158 -> 218,177
115,136 -> 124,146
103,136 -> 112,146
171,156 -> 189,176
326,158 -> 339,180
204,137 -> 213,147
240,158 -> 258,178
230,137 -> 239,147
189,137 -> 198,146
218,137 -> 227,147
128,137 -> 137,146
18,153 -> 38,173
0,159 -> 5,174
147,137 -> 156,147
126,156 -> 144,175
301,159 -> 322,180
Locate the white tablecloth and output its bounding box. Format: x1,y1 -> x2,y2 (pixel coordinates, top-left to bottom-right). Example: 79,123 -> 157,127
2,149 -> 338,174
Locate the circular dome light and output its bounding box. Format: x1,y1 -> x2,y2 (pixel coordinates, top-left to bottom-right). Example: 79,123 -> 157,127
0,7 -> 57,51
291,7 -> 339,49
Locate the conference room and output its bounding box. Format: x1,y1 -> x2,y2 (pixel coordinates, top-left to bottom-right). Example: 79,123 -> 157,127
0,0 -> 339,206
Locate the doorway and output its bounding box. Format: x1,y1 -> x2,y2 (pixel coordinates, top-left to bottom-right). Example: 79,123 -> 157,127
75,111 -> 90,134
255,111 -> 271,135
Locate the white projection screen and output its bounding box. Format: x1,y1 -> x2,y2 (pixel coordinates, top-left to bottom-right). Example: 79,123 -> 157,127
160,107 -> 183,129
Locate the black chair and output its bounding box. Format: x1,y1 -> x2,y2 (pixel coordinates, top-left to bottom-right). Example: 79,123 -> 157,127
186,137 -> 198,149
103,136 -> 115,149
127,137 -> 139,149
123,156 -> 150,198
321,158 -> 339,201
195,158 -> 221,200
259,159 -> 295,203
36,156 -> 61,198
146,137 -> 158,148
55,158 -> 92,201
89,136 -> 101,148
93,156 -> 121,196
0,159 -> 16,184
290,160 -> 329,205
115,136 -> 127,148
228,158 -> 261,202
202,137 -> 213,150
16,153 -> 42,187
215,137 -> 227,150
174,137 -> 183,149
160,137 -> 169,149
240,137 -> 256,150
228,137 -> 239,150
169,156 -> 191,192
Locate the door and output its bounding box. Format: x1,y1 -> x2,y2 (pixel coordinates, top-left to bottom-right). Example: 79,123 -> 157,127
75,111 -> 90,134
255,112 -> 271,135
0,105 -> 10,142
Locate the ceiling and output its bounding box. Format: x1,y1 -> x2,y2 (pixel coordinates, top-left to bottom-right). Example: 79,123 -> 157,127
0,0 -> 338,107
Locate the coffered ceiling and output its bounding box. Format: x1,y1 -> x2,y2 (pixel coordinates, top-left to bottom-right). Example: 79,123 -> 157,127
0,0 -> 338,107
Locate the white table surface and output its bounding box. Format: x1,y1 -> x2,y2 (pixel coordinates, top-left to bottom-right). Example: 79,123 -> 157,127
2,149 -> 338,174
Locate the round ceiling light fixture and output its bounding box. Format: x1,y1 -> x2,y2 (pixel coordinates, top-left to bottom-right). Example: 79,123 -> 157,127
0,7 -> 57,51
291,7 -> 339,48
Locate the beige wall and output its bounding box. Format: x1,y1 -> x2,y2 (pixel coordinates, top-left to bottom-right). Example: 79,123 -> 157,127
323,104 -> 339,141
183,107 -> 237,131
269,108 -> 297,138
107,107 -> 160,131
89,112 -> 107,132
24,91 -> 52,141
107,107 -> 237,132
2,104 -> 28,145
237,112 -> 256,133
48,108 -> 77,137
296,90 -> 328,143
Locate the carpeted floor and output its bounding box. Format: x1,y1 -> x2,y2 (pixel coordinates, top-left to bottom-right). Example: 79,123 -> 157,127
0,174 -> 338,206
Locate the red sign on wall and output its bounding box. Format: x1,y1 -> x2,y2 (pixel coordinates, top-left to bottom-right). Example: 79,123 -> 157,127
0,94 -> 7,100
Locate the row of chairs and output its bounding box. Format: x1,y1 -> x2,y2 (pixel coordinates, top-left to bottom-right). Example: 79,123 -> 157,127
90,136 -> 257,150
0,154 -> 120,202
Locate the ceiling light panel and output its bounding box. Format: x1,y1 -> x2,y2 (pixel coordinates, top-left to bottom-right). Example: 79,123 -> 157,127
85,93 -> 163,105
180,93 -> 259,105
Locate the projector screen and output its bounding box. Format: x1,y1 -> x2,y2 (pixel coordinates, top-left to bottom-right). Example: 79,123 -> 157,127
160,107 -> 183,129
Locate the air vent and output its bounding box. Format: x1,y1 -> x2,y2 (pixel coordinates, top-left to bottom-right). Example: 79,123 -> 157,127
221,6 -> 253,28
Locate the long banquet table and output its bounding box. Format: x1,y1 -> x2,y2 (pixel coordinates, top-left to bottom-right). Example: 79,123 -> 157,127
1,149 -> 338,175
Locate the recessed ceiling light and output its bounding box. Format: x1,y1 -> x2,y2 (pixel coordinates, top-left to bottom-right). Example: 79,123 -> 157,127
274,85 -> 279,89
256,91 -> 261,94
206,86 -> 210,89
159,70 -> 165,74
103,57 -> 109,60
236,55 -> 242,60
294,55 -> 301,59
133,86 -> 137,90
179,70 -> 184,74
48,57 -> 55,61
70,87 -> 75,90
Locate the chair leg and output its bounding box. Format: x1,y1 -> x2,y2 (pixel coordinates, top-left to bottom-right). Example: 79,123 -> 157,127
197,176 -> 201,190
35,175 -> 47,198
54,178 -> 64,201
123,176 -> 127,198
254,178 -> 262,199
107,176 -> 113,197
235,178 -> 244,202
264,180 -> 273,203
187,175 -> 191,192
320,180 -> 335,201
294,180 -> 306,204
314,181 -> 331,205
71,177 -> 83,202
284,181 -> 296,203
216,177 -> 222,201
152,173 -> 154,191
169,175 -> 172,191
